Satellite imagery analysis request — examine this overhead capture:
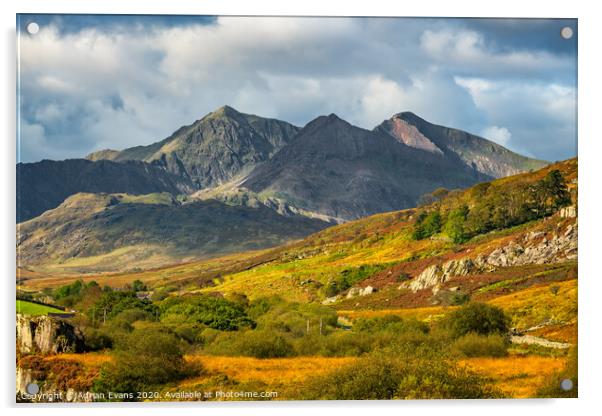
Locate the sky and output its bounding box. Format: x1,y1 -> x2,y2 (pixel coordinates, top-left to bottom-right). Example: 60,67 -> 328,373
17,14 -> 577,163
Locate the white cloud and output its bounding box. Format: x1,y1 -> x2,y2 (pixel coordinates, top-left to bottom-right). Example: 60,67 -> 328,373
481,126 -> 512,145
455,76 -> 576,160
17,17 -> 576,163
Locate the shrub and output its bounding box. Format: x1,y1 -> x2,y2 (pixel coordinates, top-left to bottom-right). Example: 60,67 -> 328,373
452,333 -> 508,357
205,329 -> 294,358
89,291 -> 158,322
449,291 -> 470,306
353,315 -> 428,334
94,328 -> 200,399
81,327 -> 113,351
235,330 -> 294,358
159,294 -> 254,331
444,302 -> 509,338
301,346 -> 500,400
293,332 -> 373,357
253,299 -> 338,337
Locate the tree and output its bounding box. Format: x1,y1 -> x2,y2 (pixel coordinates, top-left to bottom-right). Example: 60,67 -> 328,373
131,280 -> 146,292
422,211 -> 442,237
541,170 -> 571,212
412,210 -> 442,240
445,302 -> 509,338
444,205 -> 469,243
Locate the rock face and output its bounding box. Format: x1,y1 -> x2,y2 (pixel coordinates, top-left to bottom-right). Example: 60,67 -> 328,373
376,112 -> 548,179
476,222 -> 577,267
407,219 -> 578,292
409,258 -> 476,292
16,314 -> 84,354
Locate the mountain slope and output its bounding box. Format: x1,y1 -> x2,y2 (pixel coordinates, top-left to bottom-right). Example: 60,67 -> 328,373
17,192 -> 331,273
17,159 -> 195,223
375,112 -> 548,178
199,158 -> 577,303
86,106 -> 300,188
242,114 -> 489,221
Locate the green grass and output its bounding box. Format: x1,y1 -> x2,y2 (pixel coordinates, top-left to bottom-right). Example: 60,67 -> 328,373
118,193 -> 175,206
17,300 -> 64,316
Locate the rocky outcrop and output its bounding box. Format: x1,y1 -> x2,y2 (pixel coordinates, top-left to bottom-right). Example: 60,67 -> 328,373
346,286 -> 376,299
406,220 -> 577,292
16,314 -> 84,354
475,222 -> 577,267
408,258 -> 476,292
560,205 -> 577,218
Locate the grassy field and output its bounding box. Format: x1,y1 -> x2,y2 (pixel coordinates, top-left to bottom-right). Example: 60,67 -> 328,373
459,355 -> 567,398
16,300 -> 64,315
39,352 -> 567,400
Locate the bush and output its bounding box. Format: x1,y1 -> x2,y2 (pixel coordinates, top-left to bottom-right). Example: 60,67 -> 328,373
300,346 -> 500,400
159,294 -> 255,331
444,302 -> 509,338
353,315 -> 428,334
293,332 -> 373,357
253,299 -> 338,337
89,291 -> 158,322
452,333 -> 508,357
81,327 -> 113,351
94,328 -> 199,399
205,329 -> 294,358
236,330 -> 294,358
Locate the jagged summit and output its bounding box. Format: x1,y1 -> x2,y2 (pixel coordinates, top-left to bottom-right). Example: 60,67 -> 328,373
375,111 -> 548,178
85,105 -> 300,188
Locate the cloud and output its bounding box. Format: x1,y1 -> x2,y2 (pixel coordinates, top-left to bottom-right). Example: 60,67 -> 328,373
455,76 -> 576,160
481,126 -> 512,146
17,16 -> 576,163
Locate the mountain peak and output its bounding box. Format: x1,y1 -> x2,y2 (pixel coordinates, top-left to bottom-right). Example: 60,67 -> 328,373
210,105 -> 242,118
391,111 -> 426,124
377,110 -> 548,178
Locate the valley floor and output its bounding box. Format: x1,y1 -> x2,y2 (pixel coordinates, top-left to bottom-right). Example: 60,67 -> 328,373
31,351 -> 567,401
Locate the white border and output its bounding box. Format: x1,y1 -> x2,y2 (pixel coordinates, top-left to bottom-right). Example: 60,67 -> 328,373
2,1 -> 601,415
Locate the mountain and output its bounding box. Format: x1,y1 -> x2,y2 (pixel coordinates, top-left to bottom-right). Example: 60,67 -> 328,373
241,114 -> 490,221
86,105 -> 300,188
375,112 -> 548,178
168,158 -> 577,304
17,159 -> 195,223
17,192 -> 331,273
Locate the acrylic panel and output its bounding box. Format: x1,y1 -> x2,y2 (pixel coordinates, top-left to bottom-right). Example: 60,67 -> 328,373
16,14 -> 577,403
